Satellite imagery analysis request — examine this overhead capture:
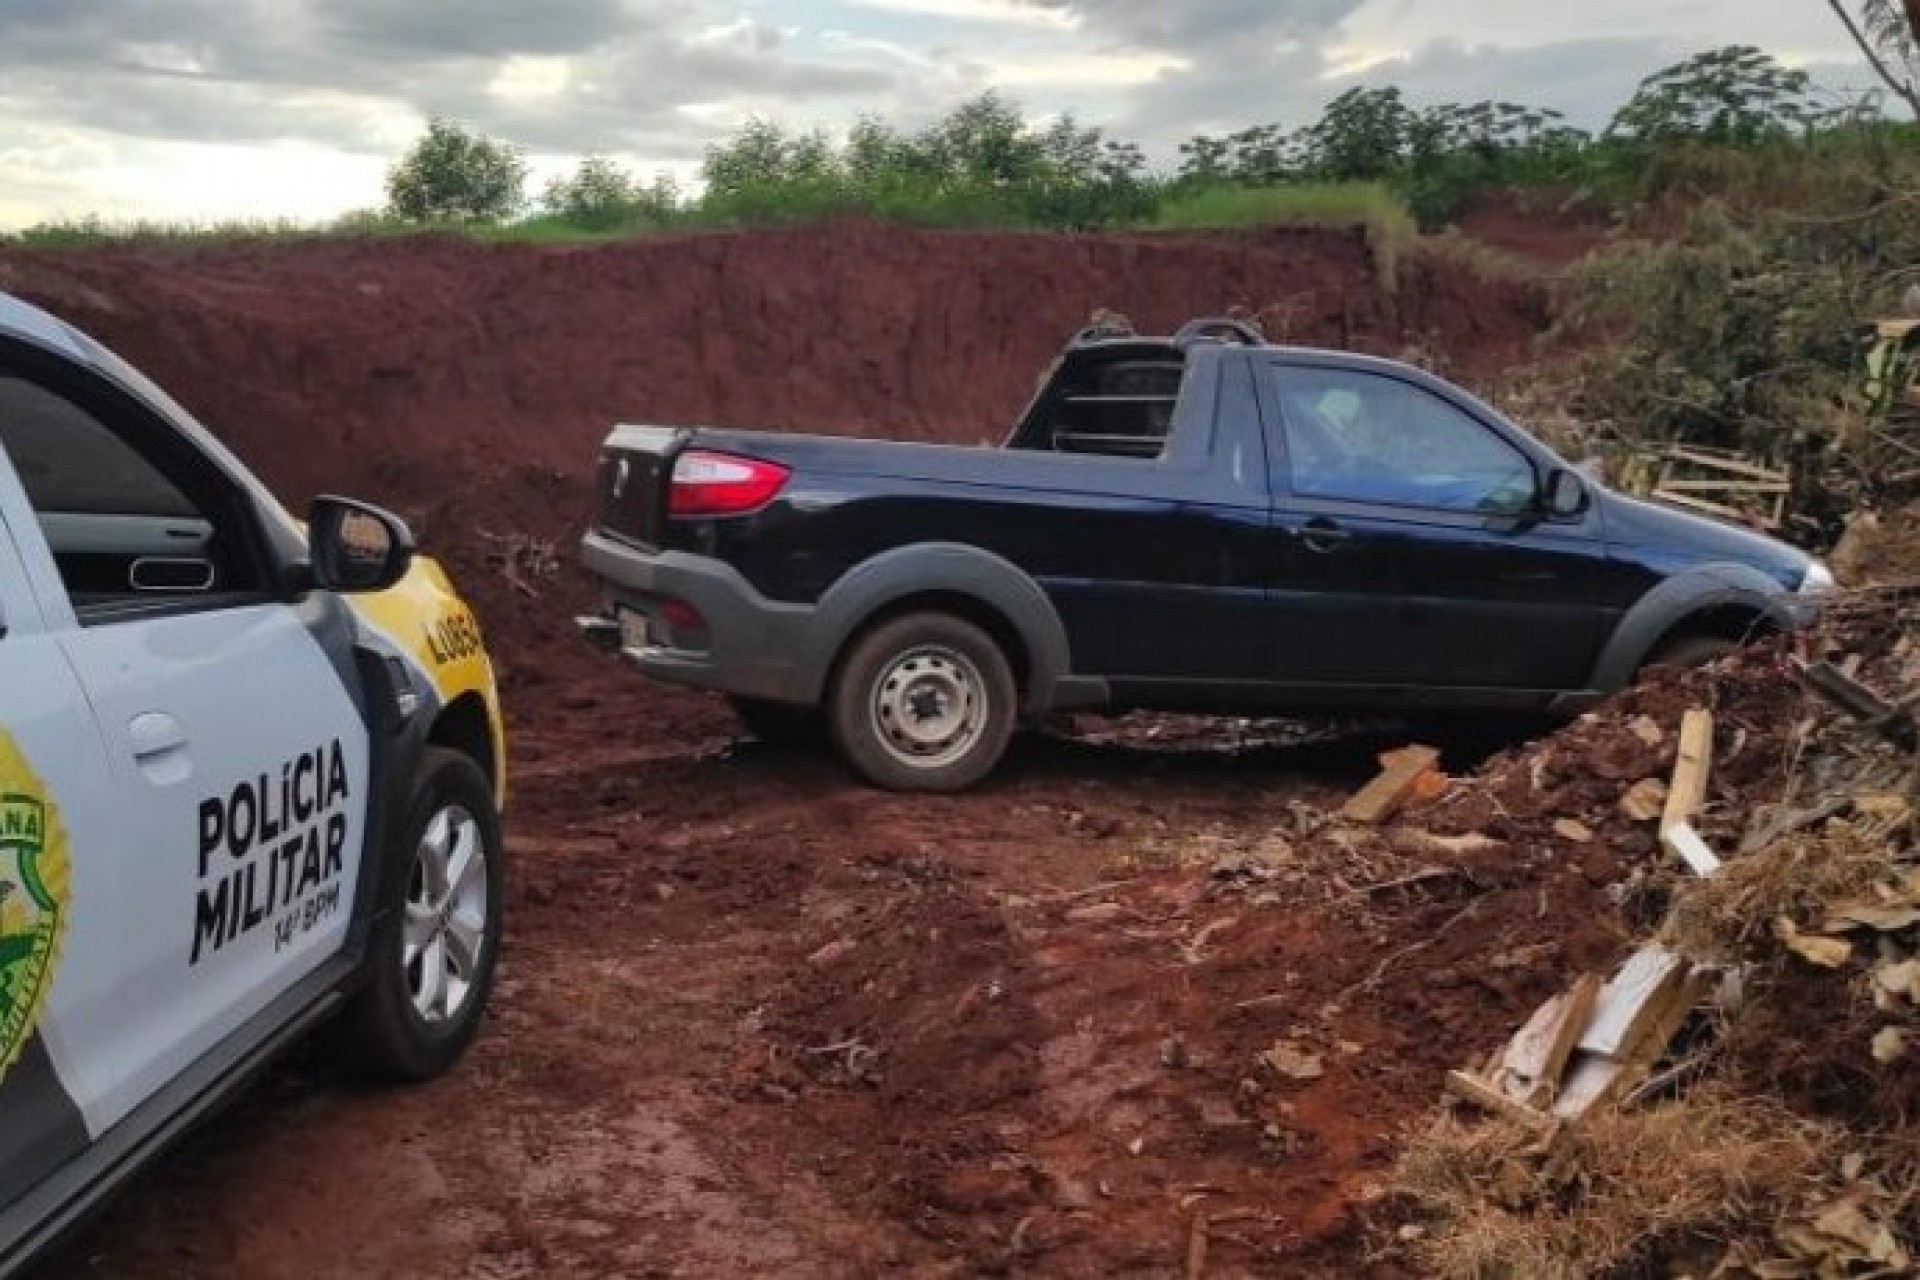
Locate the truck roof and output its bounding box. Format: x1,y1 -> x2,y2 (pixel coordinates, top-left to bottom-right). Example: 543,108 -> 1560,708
1061,313 -> 1455,384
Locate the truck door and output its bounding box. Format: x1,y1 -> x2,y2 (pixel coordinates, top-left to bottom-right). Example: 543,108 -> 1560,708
0,472 -> 114,1211
0,344 -> 373,1139
1259,360 -> 1612,692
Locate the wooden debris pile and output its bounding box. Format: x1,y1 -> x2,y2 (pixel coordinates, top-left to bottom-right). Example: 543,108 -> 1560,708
1442,651 -> 1920,1138
1444,701 -> 1730,1134
1384,592 -> 1920,1277
1620,444 -> 1792,531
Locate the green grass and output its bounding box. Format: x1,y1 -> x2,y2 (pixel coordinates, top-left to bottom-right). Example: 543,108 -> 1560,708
0,211 -> 432,249
1152,182 -> 1419,296
3,180 -> 1422,252
1152,181 -> 1415,235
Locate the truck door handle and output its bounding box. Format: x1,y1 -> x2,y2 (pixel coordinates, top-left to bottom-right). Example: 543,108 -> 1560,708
1301,518 -> 1351,553
128,712 -> 191,785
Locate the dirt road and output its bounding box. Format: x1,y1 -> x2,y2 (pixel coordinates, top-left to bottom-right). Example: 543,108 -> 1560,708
43,674 -> 1403,1278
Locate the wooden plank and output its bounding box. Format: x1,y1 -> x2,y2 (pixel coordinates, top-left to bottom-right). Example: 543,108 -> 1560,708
1661,708 -> 1713,836
1662,447 -> 1790,482
1656,479 -> 1791,494
1495,973 -> 1602,1106
1445,1069 -> 1559,1134
1638,966 -> 1716,1066
1341,745 -> 1441,825
1662,821 -> 1723,876
1577,945 -> 1689,1060
1550,1053 -> 1625,1119
1798,661 -> 1919,750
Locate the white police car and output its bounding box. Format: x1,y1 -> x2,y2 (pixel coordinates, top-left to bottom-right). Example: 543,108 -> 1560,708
0,289 -> 509,1274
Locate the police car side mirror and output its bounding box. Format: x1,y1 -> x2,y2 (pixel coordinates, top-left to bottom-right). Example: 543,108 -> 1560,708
308,496 -> 415,594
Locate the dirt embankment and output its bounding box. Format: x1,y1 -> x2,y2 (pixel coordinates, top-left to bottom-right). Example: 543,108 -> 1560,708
0,220 -> 1550,502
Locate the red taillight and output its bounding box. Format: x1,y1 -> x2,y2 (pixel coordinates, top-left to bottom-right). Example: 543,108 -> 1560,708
658,598 -> 704,630
668,450 -> 791,517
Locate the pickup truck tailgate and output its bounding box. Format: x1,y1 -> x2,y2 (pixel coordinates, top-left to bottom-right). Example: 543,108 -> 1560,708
594,425 -> 685,548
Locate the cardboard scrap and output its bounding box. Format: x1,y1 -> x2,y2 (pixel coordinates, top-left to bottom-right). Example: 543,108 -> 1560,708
1824,901 -> 1920,934
1620,778 -> 1667,823
1261,1041 -> 1324,1081
1772,918 -> 1854,969
1342,745 -> 1442,825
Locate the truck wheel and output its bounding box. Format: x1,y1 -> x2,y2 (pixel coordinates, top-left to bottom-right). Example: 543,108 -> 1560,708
827,612 -> 1017,792
727,695 -> 825,747
328,747 -> 505,1082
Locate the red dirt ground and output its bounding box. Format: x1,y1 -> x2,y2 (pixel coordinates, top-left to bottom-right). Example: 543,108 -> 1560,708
0,222 -> 1652,1278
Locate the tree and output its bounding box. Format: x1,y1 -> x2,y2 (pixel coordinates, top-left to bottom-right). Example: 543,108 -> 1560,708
1824,0 -> 1920,118
915,91 -> 1045,187
700,119 -> 837,197
386,117 -> 528,224
1607,46 -> 1829,142
1298,86 -> 1415,181
544,156 -> 680,231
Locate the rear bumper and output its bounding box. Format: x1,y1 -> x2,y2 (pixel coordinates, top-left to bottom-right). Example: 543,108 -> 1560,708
577,530 -> 818,704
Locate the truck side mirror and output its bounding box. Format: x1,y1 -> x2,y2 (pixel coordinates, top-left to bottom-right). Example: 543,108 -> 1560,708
308,496 -> 415,593
1543,468 -> 1589,518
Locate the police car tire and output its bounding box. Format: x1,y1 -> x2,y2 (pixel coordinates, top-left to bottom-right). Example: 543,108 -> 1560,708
330,747 -> 504,1082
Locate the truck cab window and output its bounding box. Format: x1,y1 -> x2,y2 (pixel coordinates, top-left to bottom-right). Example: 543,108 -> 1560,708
0,371 -> 258,619
1271,366 -> 1536,514
1010,351 -> 1185,460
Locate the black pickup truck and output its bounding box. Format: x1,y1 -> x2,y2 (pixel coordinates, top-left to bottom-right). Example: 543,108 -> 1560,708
577,317 -> 1831,791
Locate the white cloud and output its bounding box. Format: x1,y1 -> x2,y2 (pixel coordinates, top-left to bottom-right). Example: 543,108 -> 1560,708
0,0 -> 1883,228
983,51 -> 1189,87
842,0 -> 1077,28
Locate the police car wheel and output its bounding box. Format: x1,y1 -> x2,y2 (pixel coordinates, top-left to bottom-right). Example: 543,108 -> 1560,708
331,747 -> 504,1082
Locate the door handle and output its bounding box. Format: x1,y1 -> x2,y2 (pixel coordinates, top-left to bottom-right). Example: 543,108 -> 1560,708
128,712 -> 191,785
1300,517 -> 1351,554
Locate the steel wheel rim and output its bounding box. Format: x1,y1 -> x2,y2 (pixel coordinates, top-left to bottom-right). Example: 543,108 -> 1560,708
870,644 -> 987,769
403,803 -> 490,1025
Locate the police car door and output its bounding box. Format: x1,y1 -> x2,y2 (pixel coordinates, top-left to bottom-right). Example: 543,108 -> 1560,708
0,450 -> 118,1210
0,341 -> 372,1140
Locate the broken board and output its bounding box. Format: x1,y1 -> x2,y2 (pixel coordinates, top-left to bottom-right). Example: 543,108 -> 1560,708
1494,973 -> 1601,1106
1660,708 -> 1713,836
1342,745 -> 1441,825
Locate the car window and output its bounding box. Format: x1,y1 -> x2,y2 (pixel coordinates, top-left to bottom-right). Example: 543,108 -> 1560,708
0,367 -> 262,619
0,375 -> 197,517
1270,365 -> 1537,515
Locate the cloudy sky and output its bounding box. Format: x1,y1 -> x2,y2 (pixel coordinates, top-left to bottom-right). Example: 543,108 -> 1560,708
0,0 -> 1882,228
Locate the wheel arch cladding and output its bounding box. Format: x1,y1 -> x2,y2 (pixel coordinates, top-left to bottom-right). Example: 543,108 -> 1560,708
427,693 -> 499,804
806,543 -> 1071,715
1589,564 -> 1795,692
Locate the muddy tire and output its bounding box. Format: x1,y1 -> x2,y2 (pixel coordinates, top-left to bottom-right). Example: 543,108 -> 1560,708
1644,634 -> 1738,672
826,612 -> 1017,793
329,747 -> 505,1082
726,695 -> 825,747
